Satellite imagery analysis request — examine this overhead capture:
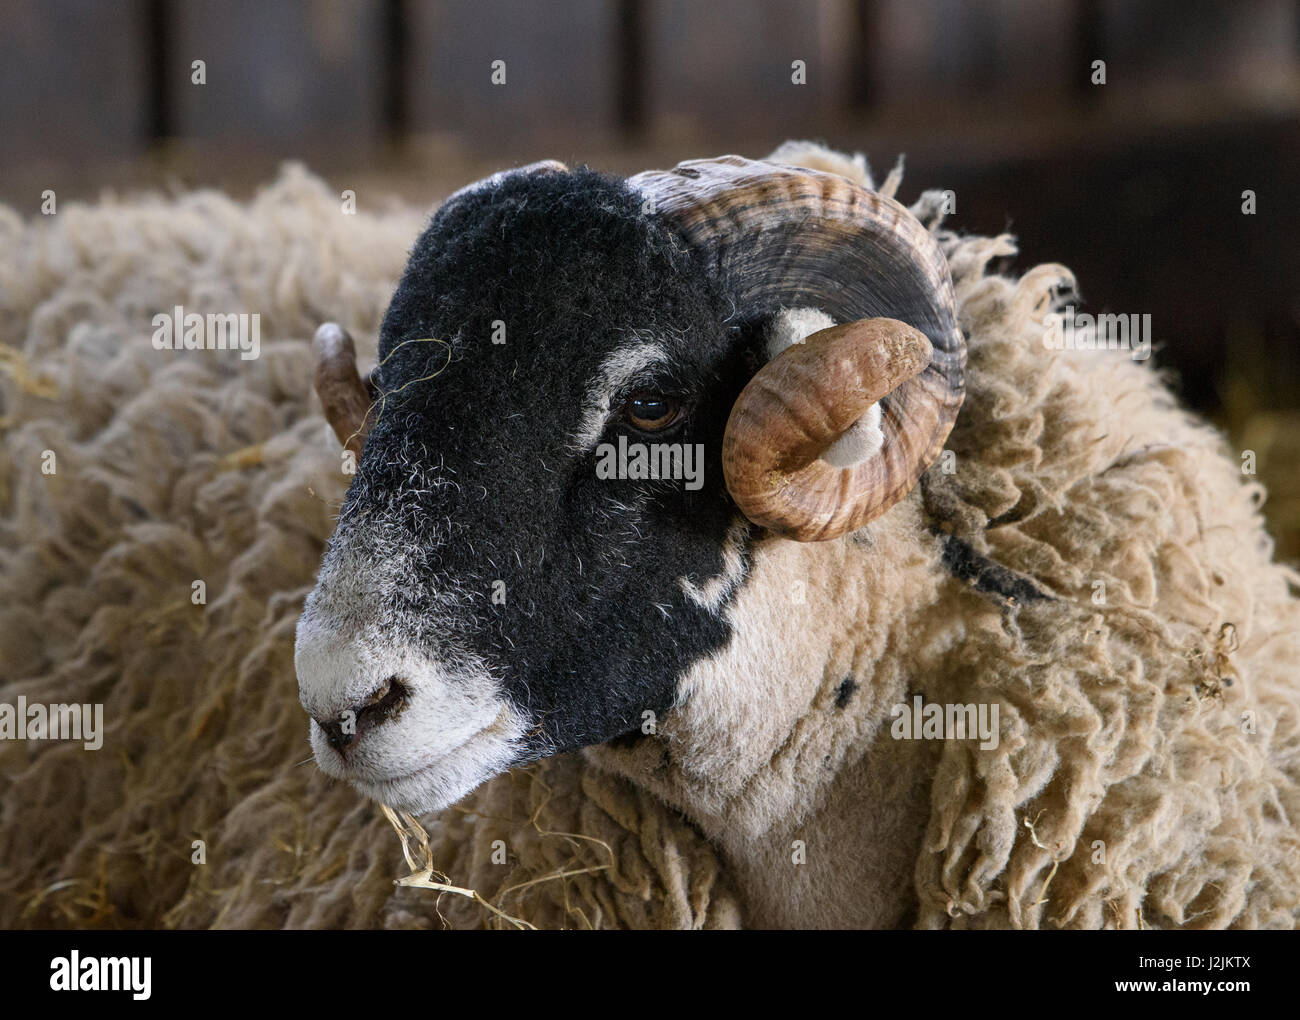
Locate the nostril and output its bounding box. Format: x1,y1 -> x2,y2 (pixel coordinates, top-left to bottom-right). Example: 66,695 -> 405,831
357,675 -> 409,726
317,716 -> 354,754
314,676 -> 409,757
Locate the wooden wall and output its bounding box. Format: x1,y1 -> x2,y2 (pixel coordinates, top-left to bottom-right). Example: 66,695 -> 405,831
2,0 -> 1296,168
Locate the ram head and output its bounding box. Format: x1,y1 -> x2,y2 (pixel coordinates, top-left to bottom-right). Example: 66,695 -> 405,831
295,154 -> 965,812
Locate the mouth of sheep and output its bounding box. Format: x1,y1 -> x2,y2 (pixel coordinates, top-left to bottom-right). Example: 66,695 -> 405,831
320,702 -> 521,796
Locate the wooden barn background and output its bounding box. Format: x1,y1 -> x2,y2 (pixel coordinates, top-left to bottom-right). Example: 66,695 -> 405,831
1,0 -> 1298,557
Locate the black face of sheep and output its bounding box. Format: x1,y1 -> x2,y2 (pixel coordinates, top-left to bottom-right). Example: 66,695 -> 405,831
296,157 -> 965,813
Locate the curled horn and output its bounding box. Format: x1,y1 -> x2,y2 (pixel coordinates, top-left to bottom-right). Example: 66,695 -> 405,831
313,323 -> 376,459
630,156 -> 965,541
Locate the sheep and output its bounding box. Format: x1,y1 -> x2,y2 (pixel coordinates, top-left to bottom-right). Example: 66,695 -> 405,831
298,141 -> 1300,929
1,145 -> 1296,929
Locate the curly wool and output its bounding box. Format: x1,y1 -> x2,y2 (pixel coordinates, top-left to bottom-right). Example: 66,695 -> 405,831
765,141 -> 1300,928
0,153 -> 1296,929
912,228 -> 1300,928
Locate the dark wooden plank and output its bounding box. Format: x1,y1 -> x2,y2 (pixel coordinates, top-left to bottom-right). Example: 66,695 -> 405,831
1099,0 -> 1297,95
405,0 -> 615,154
0,0 -> 149,167
169,0 -> 385,152
644,0 -> 848,143
866,0 -> 1075,108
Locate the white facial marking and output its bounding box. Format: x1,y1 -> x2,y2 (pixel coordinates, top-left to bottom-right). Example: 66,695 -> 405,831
679,516 -> 751,612
569,338 -> 670,454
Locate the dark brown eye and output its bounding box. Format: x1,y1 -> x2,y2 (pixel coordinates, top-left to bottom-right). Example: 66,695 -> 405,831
624,392 -> 682,431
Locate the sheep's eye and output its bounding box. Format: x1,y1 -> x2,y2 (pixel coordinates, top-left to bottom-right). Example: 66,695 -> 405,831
624,392 -> 682,431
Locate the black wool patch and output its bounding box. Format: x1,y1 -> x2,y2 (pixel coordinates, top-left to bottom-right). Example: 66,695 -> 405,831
939,533 -> 1050,605
834,676 -> 859,709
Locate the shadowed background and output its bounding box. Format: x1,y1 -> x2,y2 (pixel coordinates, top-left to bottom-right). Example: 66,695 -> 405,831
1,0 -> 1297,557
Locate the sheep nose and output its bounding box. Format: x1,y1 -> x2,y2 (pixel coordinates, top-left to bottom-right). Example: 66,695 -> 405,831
314,676 -> 408,756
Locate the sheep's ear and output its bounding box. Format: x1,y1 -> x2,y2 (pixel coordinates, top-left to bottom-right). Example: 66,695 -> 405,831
313,323 -> 375,460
